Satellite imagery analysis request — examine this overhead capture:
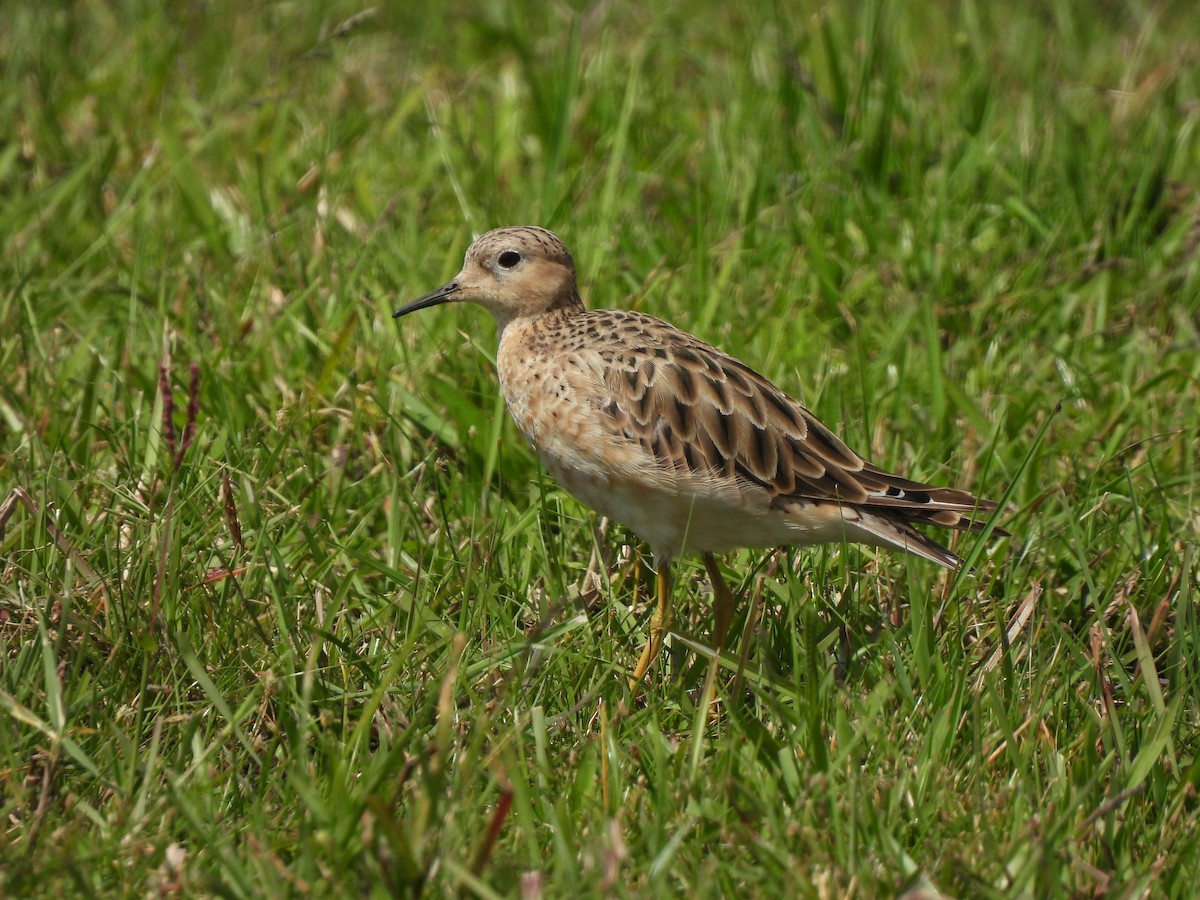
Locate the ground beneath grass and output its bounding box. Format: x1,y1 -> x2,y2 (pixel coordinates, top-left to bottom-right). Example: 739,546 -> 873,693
3,1 -> 1199,896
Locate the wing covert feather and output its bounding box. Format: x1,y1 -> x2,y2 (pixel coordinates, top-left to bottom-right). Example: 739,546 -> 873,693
588,310 -> 1002,533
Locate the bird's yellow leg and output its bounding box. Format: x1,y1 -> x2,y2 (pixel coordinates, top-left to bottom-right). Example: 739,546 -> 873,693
629,563 -> 673,689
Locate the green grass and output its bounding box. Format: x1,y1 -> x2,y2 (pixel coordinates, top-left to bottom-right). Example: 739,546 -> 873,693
3,0 -> 1199,895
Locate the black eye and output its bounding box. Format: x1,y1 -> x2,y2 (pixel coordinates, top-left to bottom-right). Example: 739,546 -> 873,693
497,250 -> 522,269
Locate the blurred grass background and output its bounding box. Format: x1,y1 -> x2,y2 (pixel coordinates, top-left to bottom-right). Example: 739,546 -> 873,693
2,0 -> 1199,895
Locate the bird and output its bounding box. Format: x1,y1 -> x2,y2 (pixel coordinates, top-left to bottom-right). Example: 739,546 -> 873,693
393,226 -> 1006,688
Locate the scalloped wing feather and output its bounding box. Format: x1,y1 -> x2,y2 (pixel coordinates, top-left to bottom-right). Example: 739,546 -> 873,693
592,310 -> 1004,544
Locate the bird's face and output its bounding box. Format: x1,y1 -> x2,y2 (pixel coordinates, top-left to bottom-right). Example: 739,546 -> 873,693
394,226 -> 579,329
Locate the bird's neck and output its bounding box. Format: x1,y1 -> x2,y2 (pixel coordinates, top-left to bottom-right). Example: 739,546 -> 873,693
494,293 -> 584,336
546,289 -> 585,316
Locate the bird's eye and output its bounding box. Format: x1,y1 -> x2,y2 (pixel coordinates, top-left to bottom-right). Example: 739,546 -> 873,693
497,250 -> 522,269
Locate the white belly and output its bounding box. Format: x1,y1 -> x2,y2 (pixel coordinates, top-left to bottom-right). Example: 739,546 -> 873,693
539,450 -> 846,564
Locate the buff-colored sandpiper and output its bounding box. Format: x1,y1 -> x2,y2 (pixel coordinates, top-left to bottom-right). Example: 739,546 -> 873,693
394,226 -> 1007,687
